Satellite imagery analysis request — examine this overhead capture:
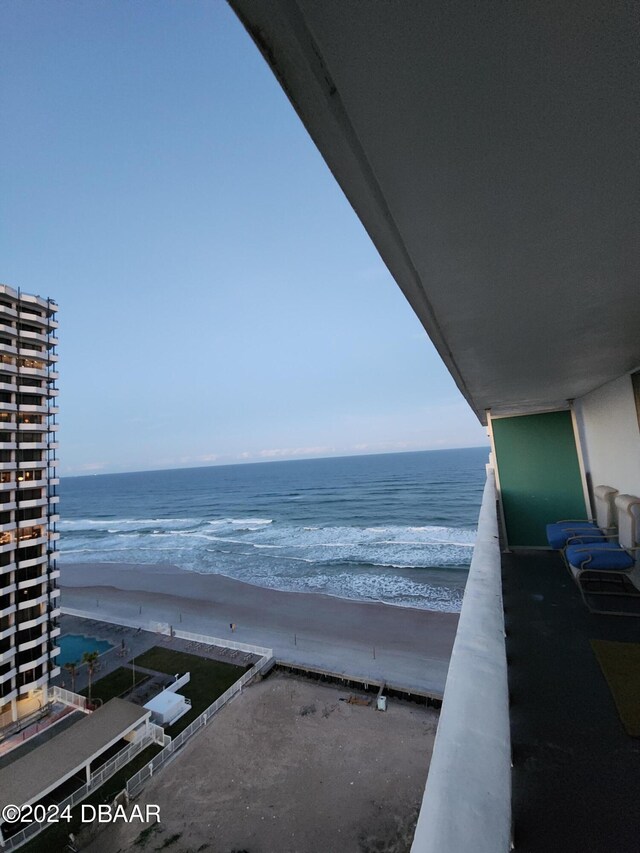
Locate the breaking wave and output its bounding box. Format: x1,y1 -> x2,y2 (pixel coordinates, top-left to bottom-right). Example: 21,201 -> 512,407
59,515 -> 474,611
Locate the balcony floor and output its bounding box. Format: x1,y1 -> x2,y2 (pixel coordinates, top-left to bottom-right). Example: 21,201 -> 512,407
503,549 -> 640,853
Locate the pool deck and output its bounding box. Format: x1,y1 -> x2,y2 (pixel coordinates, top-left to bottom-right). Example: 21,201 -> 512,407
53,616 -> 158,695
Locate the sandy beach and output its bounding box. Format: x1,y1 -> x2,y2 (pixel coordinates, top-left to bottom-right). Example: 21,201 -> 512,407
59,562 -> 458,696
83,673 -> 438,853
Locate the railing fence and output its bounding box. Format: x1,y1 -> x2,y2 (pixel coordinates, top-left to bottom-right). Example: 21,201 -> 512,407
1,731 -> 153,851
126,652 -> 274,797
49,684 -> 88,712
1,614 -> 274,850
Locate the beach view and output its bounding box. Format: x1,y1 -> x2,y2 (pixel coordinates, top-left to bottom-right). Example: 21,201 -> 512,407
3,1 -> 639,852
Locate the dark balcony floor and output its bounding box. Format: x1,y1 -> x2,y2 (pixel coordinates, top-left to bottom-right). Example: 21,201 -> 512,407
503,549 -> 640,853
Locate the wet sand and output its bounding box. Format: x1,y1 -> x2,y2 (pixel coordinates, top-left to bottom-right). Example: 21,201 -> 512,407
59,562 -> 458,695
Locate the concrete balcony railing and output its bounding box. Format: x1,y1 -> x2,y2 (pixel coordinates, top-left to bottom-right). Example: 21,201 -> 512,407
17,574 -> 46,591
14,497 -> 47,509
18,515 -> 47,528
411,468 -> 511,853
17,421 -> 46,431
17,364 -> 47,376
20,613 -> 51,632
16,404 -> 47,414
17,459 -> 45,469
17,478 -> 46,489
17,554 -> 47,570
0,666 -> 16,686
18,623 -> 47,652
0,624 -> 16,642
17,591 -> 48,610
16,328 -> 48,345
0,646 -> 16,664
0,597 -> 16,618
18,649 -> 49,674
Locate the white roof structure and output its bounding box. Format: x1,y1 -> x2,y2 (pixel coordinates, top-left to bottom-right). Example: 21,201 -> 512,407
230,0 -> 640,420
144,690 -> 188,725
0,699 -> 150,814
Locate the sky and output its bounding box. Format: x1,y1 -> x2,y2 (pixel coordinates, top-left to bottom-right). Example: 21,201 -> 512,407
1,1 -> 488,475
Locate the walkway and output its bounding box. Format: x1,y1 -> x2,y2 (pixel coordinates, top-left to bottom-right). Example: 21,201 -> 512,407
503,549 -> 640,852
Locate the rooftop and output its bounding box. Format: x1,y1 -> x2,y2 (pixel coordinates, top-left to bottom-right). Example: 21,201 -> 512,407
0,698 -> 149,813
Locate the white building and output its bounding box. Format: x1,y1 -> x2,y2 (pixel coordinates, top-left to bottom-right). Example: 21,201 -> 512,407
0,284 -> 60,729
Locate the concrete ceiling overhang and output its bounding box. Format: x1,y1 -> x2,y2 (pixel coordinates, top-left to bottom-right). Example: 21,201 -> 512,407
230,0 -> 640,423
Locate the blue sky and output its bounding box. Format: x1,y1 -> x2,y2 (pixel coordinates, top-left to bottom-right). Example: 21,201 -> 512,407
1,1 -> 488,475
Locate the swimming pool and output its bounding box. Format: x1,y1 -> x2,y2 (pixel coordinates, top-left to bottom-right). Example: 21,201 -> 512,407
57,634 -> 114,666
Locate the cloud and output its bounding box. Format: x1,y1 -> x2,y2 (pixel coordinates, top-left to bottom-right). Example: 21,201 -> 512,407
60,461 -> 108,475
256,445 -> 335,459
196,453 -> 219,463
352,441 -> 412,453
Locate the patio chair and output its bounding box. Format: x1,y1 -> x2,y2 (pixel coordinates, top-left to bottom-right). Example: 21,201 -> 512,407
566,494 -> 640,615
546,485 -> 618,550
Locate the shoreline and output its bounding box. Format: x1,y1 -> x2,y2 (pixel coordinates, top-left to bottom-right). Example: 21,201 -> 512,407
60,559 -> 464,614
59,561 -> 459,695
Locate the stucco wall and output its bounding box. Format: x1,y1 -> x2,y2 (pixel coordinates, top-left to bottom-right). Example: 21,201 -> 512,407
575,374 -> 640,497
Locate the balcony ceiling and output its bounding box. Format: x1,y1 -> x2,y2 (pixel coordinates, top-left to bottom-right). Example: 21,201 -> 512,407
231,0 -> 640,421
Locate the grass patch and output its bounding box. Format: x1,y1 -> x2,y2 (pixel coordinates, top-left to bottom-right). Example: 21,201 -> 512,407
81,666 -> 149,703
134,647 -> 248,735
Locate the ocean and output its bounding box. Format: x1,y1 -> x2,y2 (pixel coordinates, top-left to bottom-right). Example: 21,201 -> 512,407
59,447 -> 488,613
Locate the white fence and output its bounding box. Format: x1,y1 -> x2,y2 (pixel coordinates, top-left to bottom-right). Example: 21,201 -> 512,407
168,626 -> 272,657
1,615 -> 274,850
1,731 -> 154,851
126,652 -> 274,797
166,672 -> 190,693
50,684 -> 88,712
61,607 -> 273,658
410,468 -> 511,853
61,606 -> 167,635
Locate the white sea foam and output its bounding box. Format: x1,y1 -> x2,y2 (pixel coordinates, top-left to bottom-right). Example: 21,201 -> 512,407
60,514 -> 474,612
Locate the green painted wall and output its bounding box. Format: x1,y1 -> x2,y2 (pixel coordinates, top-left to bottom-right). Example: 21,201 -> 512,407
492,410 -> 587,547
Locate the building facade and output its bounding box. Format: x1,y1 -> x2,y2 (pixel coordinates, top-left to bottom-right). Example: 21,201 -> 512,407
0,284 -> 60,729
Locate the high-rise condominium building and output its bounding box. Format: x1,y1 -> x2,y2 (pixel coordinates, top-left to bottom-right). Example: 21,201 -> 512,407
0,284 -> 60,730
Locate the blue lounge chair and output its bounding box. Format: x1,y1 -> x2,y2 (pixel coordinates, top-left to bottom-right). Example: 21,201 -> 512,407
546,485 -> 618,550
566,494 -> 640,615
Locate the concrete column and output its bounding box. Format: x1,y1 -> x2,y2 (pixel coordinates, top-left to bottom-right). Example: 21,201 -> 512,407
10,697 -> 16,723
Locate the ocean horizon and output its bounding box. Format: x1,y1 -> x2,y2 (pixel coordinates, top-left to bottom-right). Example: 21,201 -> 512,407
59,446 -> 488,612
